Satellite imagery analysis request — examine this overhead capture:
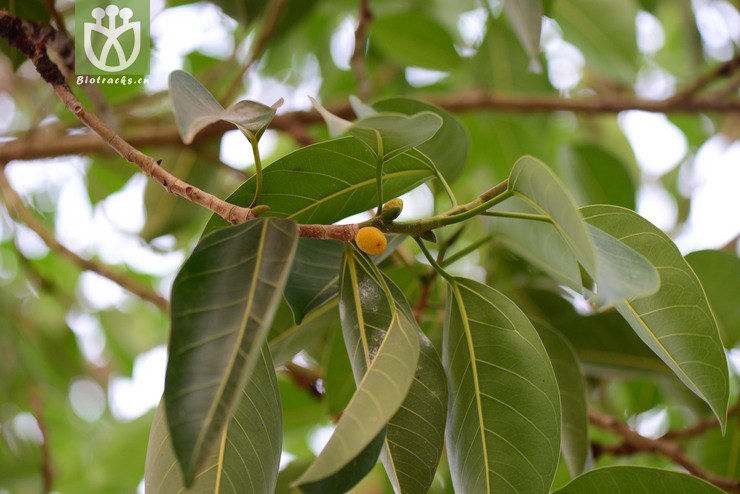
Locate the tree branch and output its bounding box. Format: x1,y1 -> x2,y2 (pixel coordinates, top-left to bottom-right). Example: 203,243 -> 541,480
412,272 -> 435,324
2,86 -> 737,163
0,167 -> 169,311
52,84 -> 258,224
0,9 -> 256,225
350,0 -> 373,99
589,408 -> 740,492
660,403 -> 739,440
0,8 -> 736,247
281,362 -> 324,400
30,393 -> 53,494
670,53 -> 740,102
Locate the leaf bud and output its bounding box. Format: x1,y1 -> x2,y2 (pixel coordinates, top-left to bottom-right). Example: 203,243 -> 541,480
420,230 -> 437,243
380,198 -> 404,222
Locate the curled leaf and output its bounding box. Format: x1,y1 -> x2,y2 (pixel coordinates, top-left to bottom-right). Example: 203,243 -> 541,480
169,70 -> 282,144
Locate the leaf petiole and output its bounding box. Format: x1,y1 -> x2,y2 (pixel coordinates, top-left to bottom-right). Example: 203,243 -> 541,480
375,129 -> 385,216
415,237 -> 455,284
248,136 -> 263,207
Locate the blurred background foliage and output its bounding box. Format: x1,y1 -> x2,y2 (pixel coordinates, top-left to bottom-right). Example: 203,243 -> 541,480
0,0 -> 738,492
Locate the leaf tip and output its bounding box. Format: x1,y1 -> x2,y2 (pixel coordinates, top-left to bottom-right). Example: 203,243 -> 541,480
309,96 -> 353,137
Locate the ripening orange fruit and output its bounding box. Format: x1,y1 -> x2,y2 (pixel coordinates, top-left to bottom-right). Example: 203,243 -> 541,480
355,226 -> 387,255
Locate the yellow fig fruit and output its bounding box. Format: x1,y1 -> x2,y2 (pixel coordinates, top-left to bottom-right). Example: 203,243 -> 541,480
355,226 -> 387,255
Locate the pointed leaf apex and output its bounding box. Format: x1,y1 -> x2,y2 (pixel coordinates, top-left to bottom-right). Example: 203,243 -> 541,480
309,96 -> 353,137
528,58 -> 543,74
222,99 -> 280,141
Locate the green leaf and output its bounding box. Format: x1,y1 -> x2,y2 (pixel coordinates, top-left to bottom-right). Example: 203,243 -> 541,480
472,15 -> 551,93
686,249 -> 740,347
444,277 -> 561,494
338,247 -> 397,380
654,1 -> 704,80
221,99 -> 284,141
168,70 -> 281,143
324,325 -> 357,419
284,239 -> 343,323
86,157 -> 137,205
371,12 -> 460,71
296,432 -> 387,494
373,97 -> 470,184
168,70 -> 223,142
489,197 -> 582,291
338,253 -> 446,494
268,299 -> 339,367
586,223 -> 660,308
141,148 -> 221,242
686,413 -> 740,480
164,218 -> 298,484
556,312 -> 670,376
293,248 -> 421,492
506,157 -> 658,307
554,0 -> 639,83
581,205 -> 730,429
553,465 -> 726,493
534,323 -> 590,477
146,344 -> 282,493
383,280 -> 447,494
508,156 -> 596,273
349,112 -> 443,161
204,137 -> 437,233
501,0 -> 544,72
559,143 -> 637,209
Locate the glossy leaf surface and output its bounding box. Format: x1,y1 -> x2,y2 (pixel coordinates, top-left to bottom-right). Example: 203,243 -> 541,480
204,137 -> 436,233
349,112 -> 443,161
373,97 -> 469,184
489,197 -> 582,291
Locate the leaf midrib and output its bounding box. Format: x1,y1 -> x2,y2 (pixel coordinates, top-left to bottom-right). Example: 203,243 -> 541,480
451,280 -> 492,493
189,219 -> 270,475
284,169 -> 431,220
